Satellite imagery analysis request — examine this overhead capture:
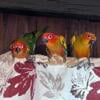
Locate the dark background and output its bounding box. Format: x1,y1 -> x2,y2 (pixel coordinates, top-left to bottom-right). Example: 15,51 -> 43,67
1,0 -> 100,17
0,0 -> 100,57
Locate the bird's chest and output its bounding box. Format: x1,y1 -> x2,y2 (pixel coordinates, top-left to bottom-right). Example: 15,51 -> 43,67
74,42 -> 90,57
47,42 -> 64,54
74,41 -> 90,49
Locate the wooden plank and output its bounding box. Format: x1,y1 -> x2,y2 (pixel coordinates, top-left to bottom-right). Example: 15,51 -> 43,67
0,0 -> 100,17
0,14 -> 4,54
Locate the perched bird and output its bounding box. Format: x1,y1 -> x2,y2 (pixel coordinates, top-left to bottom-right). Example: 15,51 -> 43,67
10,26 -> 48,58
10,40 -> 30,58
19,27 -> 48,55
71,32 -> 96,65
41,32 -> 67,62
20,32 -> 35,55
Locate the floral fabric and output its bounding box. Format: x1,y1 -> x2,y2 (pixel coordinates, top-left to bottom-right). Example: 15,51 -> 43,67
0,52 -> 100,100
34,58 -> 100,100
0,52 -> 36,100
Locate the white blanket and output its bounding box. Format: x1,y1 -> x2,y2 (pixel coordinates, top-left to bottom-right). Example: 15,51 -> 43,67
0,52 -> 100,100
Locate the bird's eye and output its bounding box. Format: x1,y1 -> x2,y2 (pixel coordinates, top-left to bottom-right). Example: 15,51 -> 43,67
48,34 -> 53,39
87,35 -> 91,38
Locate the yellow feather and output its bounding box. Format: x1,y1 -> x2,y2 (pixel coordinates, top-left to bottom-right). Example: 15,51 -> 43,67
71,32 -> 96,58
71,35 -> 76,45
59,35 -> 67,49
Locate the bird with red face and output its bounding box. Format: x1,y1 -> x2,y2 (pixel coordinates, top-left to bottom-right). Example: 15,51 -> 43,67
10,40 -> 30,59
10,26 -> 48,59
41,32 -> 67,62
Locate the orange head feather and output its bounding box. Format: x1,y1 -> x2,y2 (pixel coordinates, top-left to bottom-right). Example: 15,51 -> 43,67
10,40 -> 30,58
71,32 -> 96,58
41,32 -> 59,45
81,32 -> 96,43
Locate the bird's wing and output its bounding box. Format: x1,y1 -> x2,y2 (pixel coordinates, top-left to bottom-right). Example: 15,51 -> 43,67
59,35 -> 67,49
71,35 -> 76,45
35,26 -> 48,42
59,35 -> 67,56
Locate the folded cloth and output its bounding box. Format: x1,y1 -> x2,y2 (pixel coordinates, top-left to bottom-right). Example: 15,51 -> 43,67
0,51 -> 36,100
0,52 -> 100,100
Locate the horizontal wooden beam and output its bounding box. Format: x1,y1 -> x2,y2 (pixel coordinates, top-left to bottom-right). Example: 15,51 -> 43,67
0,0 -> 100,21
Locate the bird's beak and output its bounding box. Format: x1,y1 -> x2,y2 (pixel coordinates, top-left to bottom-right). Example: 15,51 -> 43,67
91,34 -> 96,41
89,34 -> 96,45
40,38 -> 48,44
15,47 -> 21,54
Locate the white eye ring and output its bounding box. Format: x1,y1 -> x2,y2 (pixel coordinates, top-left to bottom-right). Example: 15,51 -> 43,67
48,34 -> 53,39
87,35 -> 91,39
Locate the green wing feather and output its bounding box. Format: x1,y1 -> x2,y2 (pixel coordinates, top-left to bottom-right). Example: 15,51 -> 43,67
18,26 -> 48,54
35,26 -> 48,42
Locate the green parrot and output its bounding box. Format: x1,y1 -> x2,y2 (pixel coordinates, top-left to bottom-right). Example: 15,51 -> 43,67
17,26 -> 48,55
